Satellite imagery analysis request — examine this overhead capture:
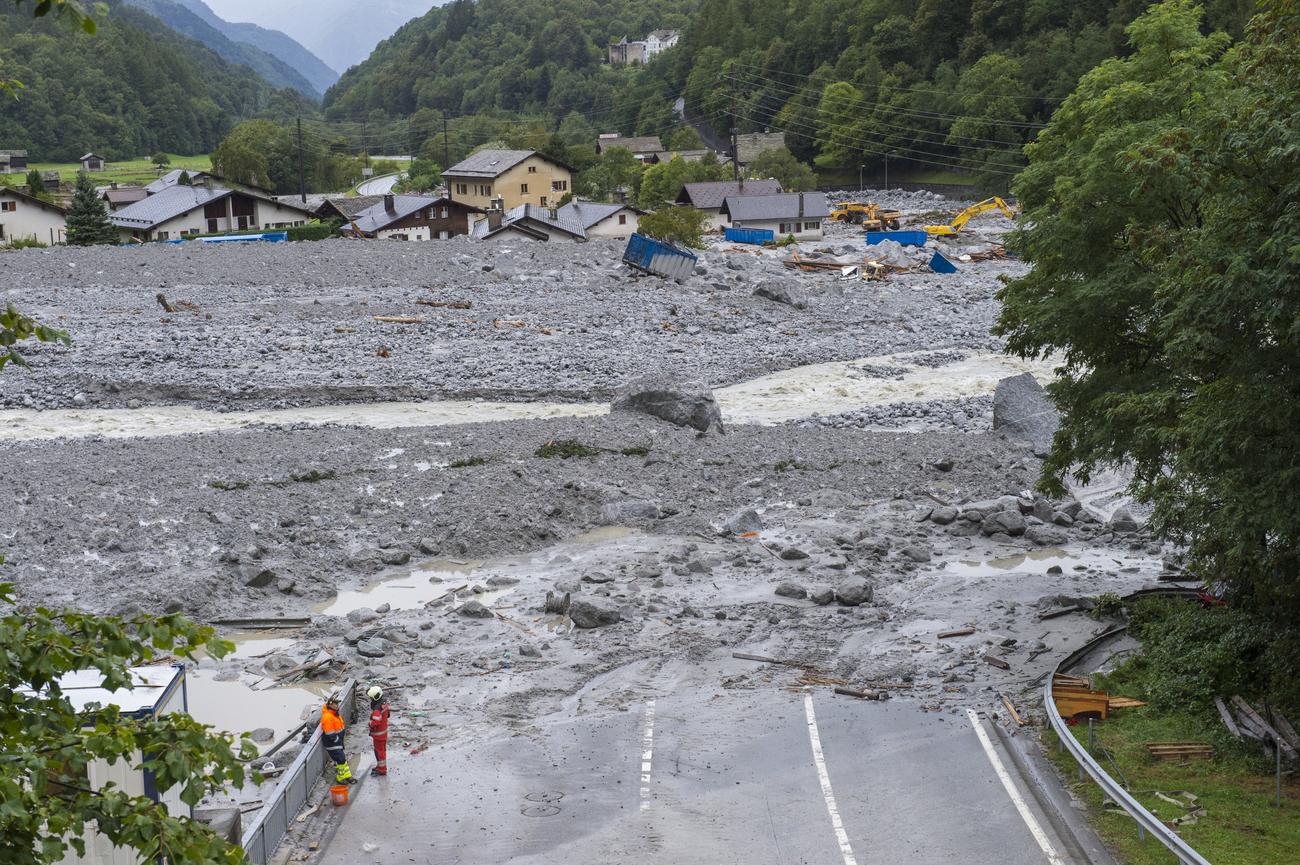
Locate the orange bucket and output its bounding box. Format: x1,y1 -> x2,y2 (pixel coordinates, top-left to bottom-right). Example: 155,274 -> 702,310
330,784 -> 349,806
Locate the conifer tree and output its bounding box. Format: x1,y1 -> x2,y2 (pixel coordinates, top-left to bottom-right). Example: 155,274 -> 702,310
64,171 -> 117,246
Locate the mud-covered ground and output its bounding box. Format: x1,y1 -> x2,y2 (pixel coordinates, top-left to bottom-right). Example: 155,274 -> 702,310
1,192 -> 1174,844
0,196 -> 1018,410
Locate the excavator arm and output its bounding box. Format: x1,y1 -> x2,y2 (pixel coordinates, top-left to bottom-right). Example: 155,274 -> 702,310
926,197 -> 1016,236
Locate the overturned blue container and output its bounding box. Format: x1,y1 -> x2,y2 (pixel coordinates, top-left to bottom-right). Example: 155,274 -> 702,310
724,226 -> 775,246
200,231 -> 288,244
929,250 -> 958,273
866,230 -> 928,247
622,233 -> 698,281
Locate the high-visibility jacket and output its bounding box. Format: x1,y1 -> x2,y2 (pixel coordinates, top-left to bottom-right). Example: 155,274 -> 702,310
368,701 -> 389,739
321,705 -> 345,750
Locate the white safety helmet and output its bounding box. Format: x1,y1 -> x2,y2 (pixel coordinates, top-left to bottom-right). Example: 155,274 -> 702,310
367,686 -> 383,701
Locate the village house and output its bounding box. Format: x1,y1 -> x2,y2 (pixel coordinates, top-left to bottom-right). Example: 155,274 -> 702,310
39,170 -> 61,193
734,132 -> 787,166
675,179 -> 783,230
470,204 -> 586,242
595,134 -> 663,163
315,195 -> 384,225
720,191 -> 829,241
110,179 -> 315,242
0,149 -> 29,175
609,29 -> 678,65
0,185 -> 67,245
100,184 -> 149,211
443,150 -> 573,212
558,200 -> 643,239
79,152 -> 106,172
344,194 -> 483,240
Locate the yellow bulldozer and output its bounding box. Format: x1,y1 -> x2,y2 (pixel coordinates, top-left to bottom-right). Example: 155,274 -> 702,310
829,201 -> 902,231
924,197 -> 1017,236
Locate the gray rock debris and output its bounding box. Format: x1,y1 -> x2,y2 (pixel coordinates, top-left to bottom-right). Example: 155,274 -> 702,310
568,599 -> 622,629
835,577 -> 873,607
774,582 -> 808,599
992,372 -> 1059,457
717,508 -> 763,536
611,375 -> 724,433
753,280 -> 809,310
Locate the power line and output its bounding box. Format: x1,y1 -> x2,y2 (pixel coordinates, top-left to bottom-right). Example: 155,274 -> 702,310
728,61 -> 1065,105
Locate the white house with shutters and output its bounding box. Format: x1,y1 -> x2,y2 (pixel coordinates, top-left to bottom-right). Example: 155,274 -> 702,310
0,186 -> 67,245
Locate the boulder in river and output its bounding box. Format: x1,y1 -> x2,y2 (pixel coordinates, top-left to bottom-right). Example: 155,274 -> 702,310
612,375 -> 724,433
992,373 -> 1059,457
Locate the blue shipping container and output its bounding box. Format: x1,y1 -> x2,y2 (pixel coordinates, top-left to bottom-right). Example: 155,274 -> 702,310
622,233 -> 698,280
865,230 -> 928,247
929,250 -> 958,273
201,232 -> 288,244
724,227 -> 775,245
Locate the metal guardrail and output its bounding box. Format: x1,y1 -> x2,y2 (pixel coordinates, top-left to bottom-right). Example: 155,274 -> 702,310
1044,628 -> 1212,865
241,678 -> 357,865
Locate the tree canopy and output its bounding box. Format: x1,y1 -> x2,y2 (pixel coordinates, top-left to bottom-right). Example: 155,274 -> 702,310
995,0 -> 1300,691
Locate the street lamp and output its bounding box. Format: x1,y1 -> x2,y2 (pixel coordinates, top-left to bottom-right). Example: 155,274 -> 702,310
859,164 -> 865,194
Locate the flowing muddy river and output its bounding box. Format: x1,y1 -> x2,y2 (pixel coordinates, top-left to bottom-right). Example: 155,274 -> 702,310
0,351 -> 1054,441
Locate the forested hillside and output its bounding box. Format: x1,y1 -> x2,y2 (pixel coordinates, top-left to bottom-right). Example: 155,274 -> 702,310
323,0 -> 697,120
0,2 -> 306,161
120,0 -> 326,97
324,0 -> 1255,187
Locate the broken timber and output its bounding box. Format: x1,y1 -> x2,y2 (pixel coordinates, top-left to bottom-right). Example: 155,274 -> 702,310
1037,605 -> 1084,620
1000,692 -> 1024,726
1215,696 -> 1243,738
212,617 -> 311,630
732,651 -> 821,671
1145,742 -> 1213,761
1232,696 -> 1298,759
373,315 -> 424,324
834,686 -> 883,701
982,654 -> 1011,670
937,627 -> 975,639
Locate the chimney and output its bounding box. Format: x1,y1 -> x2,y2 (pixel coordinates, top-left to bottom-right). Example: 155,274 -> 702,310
548,206 -> 558,221
487,210 -> 502,230
111,182 -> 118,189
384,194 -> 395,214
798,192 -> 804,218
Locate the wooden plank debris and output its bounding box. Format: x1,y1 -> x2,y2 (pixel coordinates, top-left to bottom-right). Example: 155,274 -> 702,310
1107,696 -> 1148,709
731,651 -> 821,672
211,617 -> 311,629
937,627 -> 975,639
1233,696 -> 1298,758
414,298 -> 472,309
1037,605 -> 1084,620
1000,692 -> 1024,726
1215,696 -> 1243,738
982,654 -> 1011,670
1266,703 -> 1300,753
834,686 -> 883,701
373,315 -> 424,324
1145,742 -> 1213,761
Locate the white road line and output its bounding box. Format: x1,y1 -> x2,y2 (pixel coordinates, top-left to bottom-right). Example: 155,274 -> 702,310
639,699 -> 656,811
804,694 -> 860,865
966,709 -> 1068,865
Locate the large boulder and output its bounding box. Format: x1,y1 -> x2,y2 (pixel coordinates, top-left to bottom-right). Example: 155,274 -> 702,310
717,508 -> 764,536
992,373 -> 1059,456
612,375 -> 724,433
981,510 -> 1027,537
1108,507 -> 1142,534
834,577 -> 874,607
568,599 -> 622,629
753,280 -> 810,309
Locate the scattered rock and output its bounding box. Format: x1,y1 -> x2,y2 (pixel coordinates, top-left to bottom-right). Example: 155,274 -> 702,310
753,280 -> 809,309
356,637 -> 389,658
901,544 -> 932,563
457,600 -> 494,619
568,599 -> 622,629
981,510 -> 1027,537
250,727 -> 276,744
239,565 -> 277,589
380,549 -> 411,566
718,508 -> 763,535
1108,507 -> 1141,534
929,506 -> 958,525
611,375 -> 724,433
835,577 -> 873,607
992,373 -> 1059,456
774,582 -> 808,599
779,546 -> 810,561
810,587 -> 836,606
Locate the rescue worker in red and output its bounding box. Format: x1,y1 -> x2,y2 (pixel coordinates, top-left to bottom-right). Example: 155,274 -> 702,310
321,694 -> 355,784
367,685 -> 390,776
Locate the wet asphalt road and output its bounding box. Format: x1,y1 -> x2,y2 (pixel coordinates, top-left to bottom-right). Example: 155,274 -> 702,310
317,688 -> 1070,865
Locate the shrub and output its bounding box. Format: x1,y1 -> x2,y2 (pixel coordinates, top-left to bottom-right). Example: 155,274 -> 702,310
287,221 -> 339,242
637,206 -> 709,249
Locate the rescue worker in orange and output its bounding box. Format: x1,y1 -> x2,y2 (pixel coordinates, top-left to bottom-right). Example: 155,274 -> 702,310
321,694 -> 354,785
367,685 -> 390,776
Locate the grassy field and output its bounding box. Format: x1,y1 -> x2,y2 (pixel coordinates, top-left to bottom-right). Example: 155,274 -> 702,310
1045,691 -> 1300,863
29,153 -> 210,186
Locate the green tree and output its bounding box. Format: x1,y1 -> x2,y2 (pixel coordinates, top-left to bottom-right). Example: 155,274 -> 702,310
579,147 -> 644,202
0,580 -> 256,865
24,168 -> 43,195
996,1 -> 1300,656
64,172 -> 117,246
178,170 -> 192,186
152,152 -> 171,170
746,147 -> 816,191
665,125 -> 703,151
637,205 -> 709,249
211,120 -> 293,192
394,158 -> 442,194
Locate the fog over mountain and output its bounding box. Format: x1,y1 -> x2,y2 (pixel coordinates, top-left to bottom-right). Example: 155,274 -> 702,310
204,0 -> 442,73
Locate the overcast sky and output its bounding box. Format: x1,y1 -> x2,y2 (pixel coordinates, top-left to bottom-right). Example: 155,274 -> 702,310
203,0 -> 442,73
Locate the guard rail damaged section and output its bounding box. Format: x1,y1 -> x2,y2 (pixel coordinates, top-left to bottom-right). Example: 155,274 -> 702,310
1044,629 -> 1212,865
241,678 -> 357,865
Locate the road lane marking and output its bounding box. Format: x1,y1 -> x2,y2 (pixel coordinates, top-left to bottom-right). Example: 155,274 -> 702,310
966,709 -> 1068,865
639,699 -> 656,811
804,694 -> 860,865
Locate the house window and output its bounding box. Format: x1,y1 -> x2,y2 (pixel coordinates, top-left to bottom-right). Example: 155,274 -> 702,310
0,201 -> 15,212
618,214 -> 627,225
456,183 -> 467,195
527,165 -> 537,173
440,207 -> 449,219
157,231 -> 170,240
779,222 -> 793,234
551,180 -> 567,192
520,184 -> 529,194
207,218 -> 218,233
804,221 -> 820,231
540,196 -> 547,207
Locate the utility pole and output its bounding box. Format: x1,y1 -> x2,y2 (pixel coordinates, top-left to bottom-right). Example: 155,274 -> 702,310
730,83 -> 740,186
296,117 -> 306,203
442,115 -> 450,171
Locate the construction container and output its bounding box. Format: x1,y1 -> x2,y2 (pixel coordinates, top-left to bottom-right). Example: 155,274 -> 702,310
724,226 -> 775,245
929,250 -> 958,273
622,233 -> 698,280
865,230 -> 928,247
200,232 -> 289,244
330,784 -> 350,806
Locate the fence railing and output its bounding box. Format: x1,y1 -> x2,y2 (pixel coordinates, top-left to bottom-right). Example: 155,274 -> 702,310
241,678 -> 357,865
1044,629 -> 1212,865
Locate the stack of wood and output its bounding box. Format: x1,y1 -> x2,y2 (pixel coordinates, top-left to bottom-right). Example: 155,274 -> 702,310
1216,695 -> 1300,760
1145,742 -> 1214,761
1051,673 -> 1149,721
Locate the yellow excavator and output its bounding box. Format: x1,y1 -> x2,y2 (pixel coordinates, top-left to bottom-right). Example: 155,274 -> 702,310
829,202 -> 902,230
924,197 -> 1017,236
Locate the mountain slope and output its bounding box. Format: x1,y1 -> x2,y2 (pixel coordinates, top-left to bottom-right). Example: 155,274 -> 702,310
205,0 -> 442,73
0,3 -> 293,162
166,0 -> 338,94
120,0 -> 322,97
